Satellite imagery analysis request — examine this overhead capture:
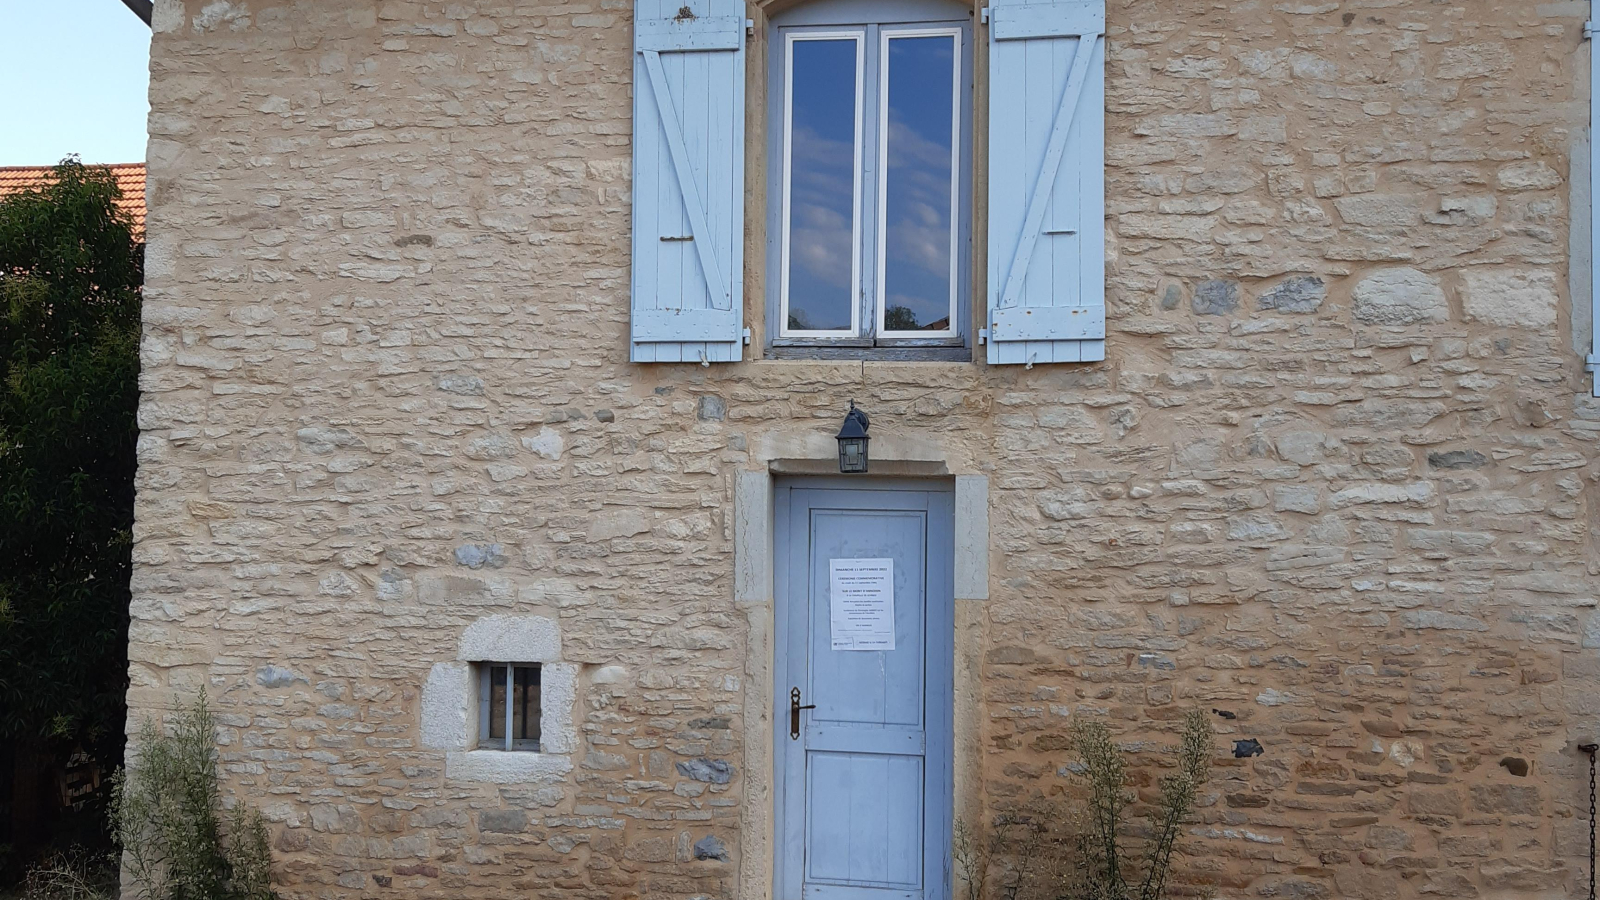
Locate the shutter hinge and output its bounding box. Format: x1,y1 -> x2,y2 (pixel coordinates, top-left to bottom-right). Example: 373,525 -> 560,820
742,327 -> 752,346
980,6 -> 990,24
978,327 -> 989,345
1587,20 -> 1596,39
1586,352 -> 1598,373
747,18 -> 755,35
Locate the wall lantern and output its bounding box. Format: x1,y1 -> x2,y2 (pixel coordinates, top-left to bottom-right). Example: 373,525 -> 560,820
836,401 -> 870,474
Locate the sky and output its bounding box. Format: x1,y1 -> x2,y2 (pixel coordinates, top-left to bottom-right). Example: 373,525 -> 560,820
0,0 -> 151,165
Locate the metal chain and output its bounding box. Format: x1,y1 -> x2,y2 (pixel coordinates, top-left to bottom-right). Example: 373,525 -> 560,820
1584,743 -> 1598,900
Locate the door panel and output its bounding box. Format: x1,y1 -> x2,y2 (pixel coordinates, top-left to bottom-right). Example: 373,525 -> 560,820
776,480 -> 953,900
808,509 -> 927,729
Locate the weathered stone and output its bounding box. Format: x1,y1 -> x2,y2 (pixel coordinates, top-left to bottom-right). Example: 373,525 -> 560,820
1470,784 -> 1541,815
435,373 -> 485,395
478,809 -> 527,833
697,396 -> 727,421
1334,195 -> 1422,229
1459,269 -> 1558,328
1272,485 -> 1321,514
256,665 -> 306,688
1399,611 -> 1488,632
521,426 -> 564,460
454,544 -> 507,569
1191,279 -> 1240,315
1352,268 -> 1448,325
676,758 -> 733,784
1496,161 -> 1562,191
1331,400 -> 1447,430
1427,449 -> 1487,469
693,834 -> 728,860
1256,275 -> 1326,313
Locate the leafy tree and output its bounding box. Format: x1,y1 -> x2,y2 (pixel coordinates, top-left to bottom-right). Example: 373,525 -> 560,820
0,159 -> 142,861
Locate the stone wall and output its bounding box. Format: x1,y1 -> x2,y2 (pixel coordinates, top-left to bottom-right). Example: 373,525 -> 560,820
133,0 -> 1600,898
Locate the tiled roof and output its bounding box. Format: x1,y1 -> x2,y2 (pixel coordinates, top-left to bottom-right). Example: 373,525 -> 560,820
0,163 -> 147,232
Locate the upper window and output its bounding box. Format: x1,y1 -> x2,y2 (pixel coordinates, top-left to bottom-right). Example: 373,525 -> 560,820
767,1 -> 973,357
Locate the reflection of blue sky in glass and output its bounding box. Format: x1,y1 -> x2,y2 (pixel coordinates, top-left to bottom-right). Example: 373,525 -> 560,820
882,36 -> 955,332
786,39 -> 859,332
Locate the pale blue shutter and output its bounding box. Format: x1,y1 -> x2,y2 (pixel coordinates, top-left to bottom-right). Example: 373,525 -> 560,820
984,0 -> 1105,365
631,0 -> 746,363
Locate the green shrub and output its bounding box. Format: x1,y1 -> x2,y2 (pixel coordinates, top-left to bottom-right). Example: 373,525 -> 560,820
112,696 -> 276,900
956,708 -> 1214,900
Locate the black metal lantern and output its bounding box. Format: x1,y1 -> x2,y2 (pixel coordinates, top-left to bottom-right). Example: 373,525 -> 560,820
836,401 -> 870,474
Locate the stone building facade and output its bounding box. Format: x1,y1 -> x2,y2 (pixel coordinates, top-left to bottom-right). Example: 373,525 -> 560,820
131,0 -> 1600,898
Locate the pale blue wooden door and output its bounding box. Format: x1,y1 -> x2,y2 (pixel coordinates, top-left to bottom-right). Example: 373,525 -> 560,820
776,480 -> 954,900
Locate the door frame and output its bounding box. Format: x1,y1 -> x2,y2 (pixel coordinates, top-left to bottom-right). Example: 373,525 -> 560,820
771,476 -> 955,900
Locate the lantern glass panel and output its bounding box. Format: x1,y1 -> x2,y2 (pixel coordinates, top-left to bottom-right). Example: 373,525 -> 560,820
838,438 -> 868,474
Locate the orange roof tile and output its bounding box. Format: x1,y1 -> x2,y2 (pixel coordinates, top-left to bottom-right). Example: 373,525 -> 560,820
0,163 -> 147,233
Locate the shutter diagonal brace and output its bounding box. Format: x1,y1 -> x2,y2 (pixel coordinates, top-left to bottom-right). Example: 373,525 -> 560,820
996,31 -> 1100,312
641,49 -> 732,311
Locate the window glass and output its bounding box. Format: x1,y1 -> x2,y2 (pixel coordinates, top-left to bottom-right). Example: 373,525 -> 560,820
487,665 -> 507,740
782,36 -> 861,335
769,9 -> 969,354
513,664 -> 541,745
879,33 -> 957,335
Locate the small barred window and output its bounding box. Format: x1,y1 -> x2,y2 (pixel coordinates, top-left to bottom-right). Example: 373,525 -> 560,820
476,663 -> 541,751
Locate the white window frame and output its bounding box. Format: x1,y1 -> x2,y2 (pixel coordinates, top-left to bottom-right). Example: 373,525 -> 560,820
779,30 -> 866,340
764,0 -> 974,359
874,26 -> 964,340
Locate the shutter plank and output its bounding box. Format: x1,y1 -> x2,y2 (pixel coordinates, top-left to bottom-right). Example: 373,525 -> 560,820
636,16 -> 743,51
990,2 -> 1104,41
999,32 -> 1095,311
643,50 -> 730,308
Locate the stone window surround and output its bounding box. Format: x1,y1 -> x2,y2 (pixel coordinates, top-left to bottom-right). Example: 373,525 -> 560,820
420,615 -> 578,784
729,427 -> 989,900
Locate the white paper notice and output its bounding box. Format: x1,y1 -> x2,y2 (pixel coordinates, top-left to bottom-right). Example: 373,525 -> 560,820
829,558 -> 895,651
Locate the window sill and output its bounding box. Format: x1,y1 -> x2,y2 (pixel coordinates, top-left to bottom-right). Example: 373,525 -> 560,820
445,749 -> 572,784
764,345 -> 972,362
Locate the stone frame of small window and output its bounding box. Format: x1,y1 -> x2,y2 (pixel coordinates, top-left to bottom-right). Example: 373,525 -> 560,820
420,615 -> 577,784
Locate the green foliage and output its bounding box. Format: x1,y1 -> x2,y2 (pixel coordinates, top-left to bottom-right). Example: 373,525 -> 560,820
0,158 -> 141,750
113,696 -> 276,900
884,305 -> 919,331
956,709 -> 1215,900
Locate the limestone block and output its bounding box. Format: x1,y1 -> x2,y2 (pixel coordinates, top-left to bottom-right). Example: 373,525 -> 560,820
1459,269 -> 1558,328
1352,268 -> 1448,325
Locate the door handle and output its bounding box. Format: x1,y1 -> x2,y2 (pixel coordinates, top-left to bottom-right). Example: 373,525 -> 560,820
789,687 -> 816,740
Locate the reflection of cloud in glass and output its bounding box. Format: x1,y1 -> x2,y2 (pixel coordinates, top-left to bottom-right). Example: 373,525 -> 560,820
786,39 -> 858,332
882,36 -> 955,332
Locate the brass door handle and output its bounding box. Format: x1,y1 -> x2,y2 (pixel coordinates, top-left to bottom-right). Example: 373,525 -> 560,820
789,687 -> 816,740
